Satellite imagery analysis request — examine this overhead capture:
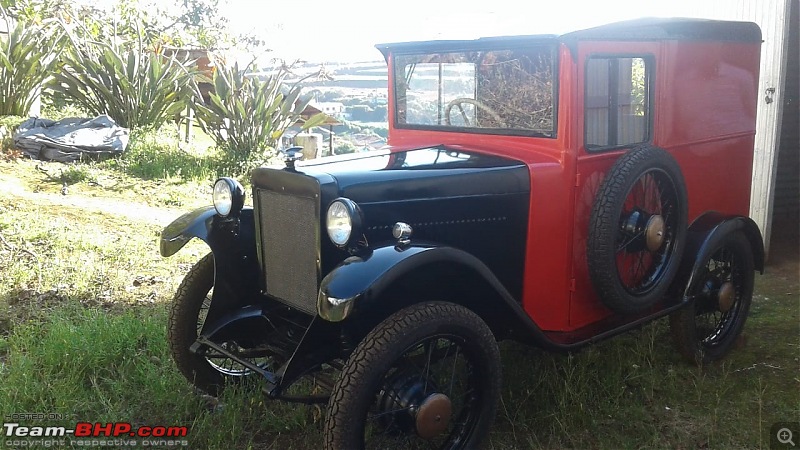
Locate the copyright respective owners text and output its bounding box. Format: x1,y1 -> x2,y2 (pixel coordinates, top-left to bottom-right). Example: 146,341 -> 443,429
773,422 -> 800,449
3,413 -> 189,448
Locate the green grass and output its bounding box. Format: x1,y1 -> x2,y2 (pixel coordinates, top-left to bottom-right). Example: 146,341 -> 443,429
0,136 -> 797,448
0,306 -> 320,449
492,311 -> 799,449
110,127 -> 220,181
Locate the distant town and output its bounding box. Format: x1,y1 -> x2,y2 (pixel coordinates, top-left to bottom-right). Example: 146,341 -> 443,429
259,60 -> 391,158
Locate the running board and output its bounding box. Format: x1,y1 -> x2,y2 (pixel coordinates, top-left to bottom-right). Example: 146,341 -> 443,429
542,299 -> 689,348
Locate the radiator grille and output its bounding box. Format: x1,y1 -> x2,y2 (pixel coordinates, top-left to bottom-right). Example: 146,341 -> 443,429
257,189 -> 319,314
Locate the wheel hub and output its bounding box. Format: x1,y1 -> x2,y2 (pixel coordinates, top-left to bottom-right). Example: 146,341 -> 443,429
414,393 -> 452,440
717,282 -> 736,312
645,214 -> 665,252
622,209 -> 666,253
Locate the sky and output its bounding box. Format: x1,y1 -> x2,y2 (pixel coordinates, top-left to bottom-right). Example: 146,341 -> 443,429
224,0 -> 710,63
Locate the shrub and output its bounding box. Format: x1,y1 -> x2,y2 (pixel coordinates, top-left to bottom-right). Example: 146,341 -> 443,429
0,14 -> 63,116
335,141 -> 357,155
49,33 -> 199,130
194,62 -> 325,176
0,115 -> 25,152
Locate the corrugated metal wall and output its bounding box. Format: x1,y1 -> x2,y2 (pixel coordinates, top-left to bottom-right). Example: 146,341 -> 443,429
774,0 -> 799,222
672,0 -> 793,253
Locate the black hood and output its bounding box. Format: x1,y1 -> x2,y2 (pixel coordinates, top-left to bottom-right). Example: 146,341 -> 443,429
295,147 -> 529,203
251,146 -> 531,301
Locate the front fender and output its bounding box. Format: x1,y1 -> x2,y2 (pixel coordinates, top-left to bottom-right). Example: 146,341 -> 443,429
317,244 -> 518,322
160,207 -> 261,333
160,206 -> 217,257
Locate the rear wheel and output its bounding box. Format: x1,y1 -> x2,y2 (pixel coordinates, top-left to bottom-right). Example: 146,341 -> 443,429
669,231 -> 755,365
323,302 -> 501,450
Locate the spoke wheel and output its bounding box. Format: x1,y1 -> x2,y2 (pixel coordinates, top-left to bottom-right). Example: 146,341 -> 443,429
168,254 -> 271,395
324,302 -> 501,450
588,146 -> 688,313
195,294 -> 272,376
670,231 -> 755,365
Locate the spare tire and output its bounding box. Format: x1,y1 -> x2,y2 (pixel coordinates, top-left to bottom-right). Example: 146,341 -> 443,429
588,146 -> 688,314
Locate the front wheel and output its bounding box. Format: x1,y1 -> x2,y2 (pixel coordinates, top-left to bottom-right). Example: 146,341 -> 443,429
167,253 -> 270,395
669,231 -> 755,365
323,302 -> 502,450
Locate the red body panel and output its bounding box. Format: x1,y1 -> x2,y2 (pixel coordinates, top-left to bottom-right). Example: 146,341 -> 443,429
385,35 -> 760,332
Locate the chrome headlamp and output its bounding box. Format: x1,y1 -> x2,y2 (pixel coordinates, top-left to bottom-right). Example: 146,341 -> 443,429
326,198 -> 363,248
212,177 -> 245,217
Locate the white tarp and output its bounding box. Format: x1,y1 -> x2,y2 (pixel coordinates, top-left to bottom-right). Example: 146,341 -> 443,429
13,116 -> 129,162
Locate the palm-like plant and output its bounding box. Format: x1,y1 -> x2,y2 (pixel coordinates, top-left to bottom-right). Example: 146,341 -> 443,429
194,62 -> 325,175
0,13 -> 63,116
49,28 -> 199,130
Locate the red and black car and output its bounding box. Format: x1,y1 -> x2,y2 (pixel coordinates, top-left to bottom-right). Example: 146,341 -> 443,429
160,18 -> 764,449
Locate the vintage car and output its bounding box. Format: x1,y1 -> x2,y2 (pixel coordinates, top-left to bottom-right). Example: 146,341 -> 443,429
159,18 -> 764,449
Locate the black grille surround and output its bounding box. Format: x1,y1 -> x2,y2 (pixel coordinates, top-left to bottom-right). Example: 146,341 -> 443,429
252,169 -> 322,315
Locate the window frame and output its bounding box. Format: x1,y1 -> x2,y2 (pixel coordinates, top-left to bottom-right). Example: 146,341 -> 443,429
392,44 -> 560,139
583,53 -> 655,152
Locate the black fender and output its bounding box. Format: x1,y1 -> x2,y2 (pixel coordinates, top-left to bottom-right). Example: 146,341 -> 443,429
198,305 -> 267,344
673,212 -> 765,298
160,206 -> 217,257
317,243 -> 562,346
160,206 -> 261,333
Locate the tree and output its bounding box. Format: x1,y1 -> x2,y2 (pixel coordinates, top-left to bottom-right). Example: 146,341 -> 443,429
3,0 -> 265,53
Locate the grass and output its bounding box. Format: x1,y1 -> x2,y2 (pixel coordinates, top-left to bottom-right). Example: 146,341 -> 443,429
0,125 -> 797,448
112,126 -> 220,182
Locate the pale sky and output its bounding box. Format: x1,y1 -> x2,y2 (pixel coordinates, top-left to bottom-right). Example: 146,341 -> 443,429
83,0 -> 754,63
225,0 -> 713,62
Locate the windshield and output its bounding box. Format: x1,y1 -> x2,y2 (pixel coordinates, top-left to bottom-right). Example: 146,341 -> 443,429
393,46 -> 556,137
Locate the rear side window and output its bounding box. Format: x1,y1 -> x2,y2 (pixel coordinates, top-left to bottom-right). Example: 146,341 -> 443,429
585,56 -> 652,149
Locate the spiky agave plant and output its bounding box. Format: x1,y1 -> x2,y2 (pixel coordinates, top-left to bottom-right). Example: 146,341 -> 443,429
194,62 -> 326,176
0,12 -> 64,116
49,26 -> 200,130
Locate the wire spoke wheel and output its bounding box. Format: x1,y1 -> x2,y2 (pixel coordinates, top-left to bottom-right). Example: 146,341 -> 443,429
693,245 -> 745,346
588,146 -> 688,314
195,292 -> 272,376
670,231 -> 755,364
324,302 -> 501,450
614,169 -> 679,295
168,254 -> 273,394
362,336 -> 478,449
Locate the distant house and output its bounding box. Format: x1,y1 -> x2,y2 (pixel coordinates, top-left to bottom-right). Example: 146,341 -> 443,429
311,102 -> 345,117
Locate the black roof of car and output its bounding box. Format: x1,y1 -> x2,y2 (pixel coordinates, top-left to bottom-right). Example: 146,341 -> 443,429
376,17 -> 762,57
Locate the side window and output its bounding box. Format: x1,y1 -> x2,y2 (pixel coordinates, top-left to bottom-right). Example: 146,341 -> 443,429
585,57 -> 651,149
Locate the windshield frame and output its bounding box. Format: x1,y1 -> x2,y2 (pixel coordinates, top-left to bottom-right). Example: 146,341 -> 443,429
390,42 -> 560,139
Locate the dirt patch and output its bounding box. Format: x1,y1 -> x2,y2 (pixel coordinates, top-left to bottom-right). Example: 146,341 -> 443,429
0,166 -> 184,226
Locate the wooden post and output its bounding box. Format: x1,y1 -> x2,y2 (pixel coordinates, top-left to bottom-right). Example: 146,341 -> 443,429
185,106 -> 194,144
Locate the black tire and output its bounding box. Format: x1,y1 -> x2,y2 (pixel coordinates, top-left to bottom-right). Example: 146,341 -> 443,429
323,302 -> 501,450
588,145 -> 688,314
168,254 -> 268,395
669,231 -> 755,365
